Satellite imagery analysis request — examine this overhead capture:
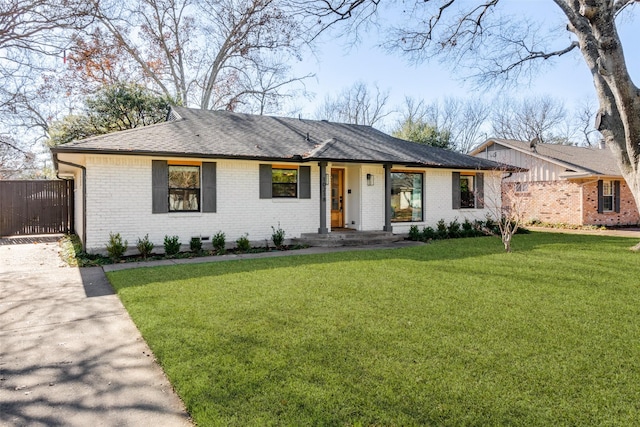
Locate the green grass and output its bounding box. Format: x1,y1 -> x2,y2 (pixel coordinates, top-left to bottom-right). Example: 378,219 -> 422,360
106,233 -> 640,426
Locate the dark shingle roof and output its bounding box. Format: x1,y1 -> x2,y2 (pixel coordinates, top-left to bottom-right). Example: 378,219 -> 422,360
52,106 -> 504,170
480,138 -> 621,176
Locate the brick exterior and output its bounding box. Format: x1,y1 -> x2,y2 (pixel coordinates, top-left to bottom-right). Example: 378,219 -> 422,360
504,180 -> 640,226
581,179 -> 640,226
77,155 -> 502,252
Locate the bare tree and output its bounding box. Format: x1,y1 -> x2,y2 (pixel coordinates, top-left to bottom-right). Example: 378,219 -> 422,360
484,168 -> 530,253
395,97 -> 489,152
491,95 -> 570,144
308,0 -> 640,221
0,0 -> 92,172
82,0 -> 310,113
314,81 -> 392,126
574,97 -> 603,146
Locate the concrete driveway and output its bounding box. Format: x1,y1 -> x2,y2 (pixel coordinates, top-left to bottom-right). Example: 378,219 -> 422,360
0,237 -> 191,427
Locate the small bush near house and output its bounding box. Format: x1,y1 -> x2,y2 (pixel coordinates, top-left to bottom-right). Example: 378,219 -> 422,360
212,231 -> 226,254
136,234 -> 154,259
271,223 -> 286,249
484,216 -> 498,234
190,237 -> 202,253
422,226 -> 436,241
106,232 -> 128,261
461,219 -> 475,238
408,225 -> 421,241
448,218 -> 461,238
236,234 -> 251,252
164,235 -> 181,256
436,219 -> 448,239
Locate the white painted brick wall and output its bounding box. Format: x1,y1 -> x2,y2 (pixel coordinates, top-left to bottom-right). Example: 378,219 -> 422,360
390,169 -> 502,234
84,156 -> 319,253
82,155 -> 502,252
360,165 -> 386,231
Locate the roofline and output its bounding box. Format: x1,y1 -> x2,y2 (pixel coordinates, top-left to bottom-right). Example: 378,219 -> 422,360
472,138 -> 593,174
560,171 -> 623,180
51,147 -> 510,171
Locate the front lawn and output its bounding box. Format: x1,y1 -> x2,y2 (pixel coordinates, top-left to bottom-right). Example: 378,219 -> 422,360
107,233 -> 640,426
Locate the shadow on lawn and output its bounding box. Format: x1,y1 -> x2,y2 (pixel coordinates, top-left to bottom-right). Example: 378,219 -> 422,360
105,233 -> 637,290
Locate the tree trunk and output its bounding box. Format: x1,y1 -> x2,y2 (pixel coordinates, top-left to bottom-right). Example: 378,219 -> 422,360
559,0 -> 640,213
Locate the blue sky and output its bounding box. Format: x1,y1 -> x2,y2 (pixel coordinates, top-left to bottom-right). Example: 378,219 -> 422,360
290,1 -> 640,130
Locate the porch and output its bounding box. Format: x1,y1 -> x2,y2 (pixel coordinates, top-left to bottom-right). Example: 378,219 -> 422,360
294,230 -> 403,247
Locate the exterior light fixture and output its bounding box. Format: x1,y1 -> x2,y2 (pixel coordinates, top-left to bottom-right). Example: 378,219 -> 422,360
366,173 -> 374,186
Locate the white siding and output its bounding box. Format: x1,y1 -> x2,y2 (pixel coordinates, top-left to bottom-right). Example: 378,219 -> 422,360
477,148 -> 567,182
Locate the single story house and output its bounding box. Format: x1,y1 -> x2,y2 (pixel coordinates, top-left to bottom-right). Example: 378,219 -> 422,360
471,138 -> 640,227
52,106 -> 506,253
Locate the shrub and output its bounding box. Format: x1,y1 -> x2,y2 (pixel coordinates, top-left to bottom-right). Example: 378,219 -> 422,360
212,231 -> 226,253
448,218 -> 461,239
164,235 -> 181,256
271,223 -> 286,249
484,215 -> 497,234
435,219 -> 448,239
190,237 -> 202,253
106,232 -> 128,261
136,234 -> 154,259
422,226 -> 436,241
461,219 -> 475,238
236,234 -> 251,252
408,225 -> 421,241
473,219 -> 488,236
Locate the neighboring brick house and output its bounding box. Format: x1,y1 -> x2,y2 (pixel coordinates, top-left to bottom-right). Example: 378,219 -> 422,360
51,106 -> 506,253
471,138 -> 640,227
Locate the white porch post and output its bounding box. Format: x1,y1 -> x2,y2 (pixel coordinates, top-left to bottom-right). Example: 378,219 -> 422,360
384,163 -> 393,232
318,161 -> 328,234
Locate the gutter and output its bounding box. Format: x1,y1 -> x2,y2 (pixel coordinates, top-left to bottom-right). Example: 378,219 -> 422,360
53,153 -> 87,250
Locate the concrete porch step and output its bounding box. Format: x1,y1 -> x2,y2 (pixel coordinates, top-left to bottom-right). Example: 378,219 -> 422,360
294,230 -> 404,247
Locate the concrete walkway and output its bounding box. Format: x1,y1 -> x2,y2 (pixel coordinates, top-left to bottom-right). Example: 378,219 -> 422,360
0,238 -> 192,427
526,226 -> 640,239
103,240 -> 425,272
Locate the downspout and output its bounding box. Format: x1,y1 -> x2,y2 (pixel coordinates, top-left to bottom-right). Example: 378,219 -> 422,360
53,153 -> 87,250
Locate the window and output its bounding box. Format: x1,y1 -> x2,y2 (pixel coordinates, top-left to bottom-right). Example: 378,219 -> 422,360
259,164 -> 311,199
452,172 -> 484,209
272,168 -> 298,198
460,175 -> 475,209
515,182 -> 529,193
169,165 -> 200,211
391,171 -> 423,222
602,181 -> 613,212
598,179 -> 620,213
152,161 -> 216,214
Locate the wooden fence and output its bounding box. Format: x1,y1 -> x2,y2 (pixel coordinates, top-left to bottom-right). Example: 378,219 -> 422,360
0,180 -> 74,236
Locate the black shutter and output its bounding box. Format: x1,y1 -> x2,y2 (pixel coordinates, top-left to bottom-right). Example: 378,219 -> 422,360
259,164 -> 272,199
202,162 -> 216,213
614,180 -> 621,213
597,180 -> 604,214
152,160 -> 168,214
475,172 -> 484,209
452,172 -> 461,209
299,166 -> 311,199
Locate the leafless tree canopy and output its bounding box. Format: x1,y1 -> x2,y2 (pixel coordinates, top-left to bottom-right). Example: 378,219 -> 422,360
84,0 -> 311,112
314,81 -> 392,126
491,96 -> 569,144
